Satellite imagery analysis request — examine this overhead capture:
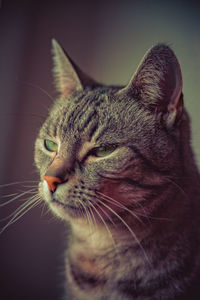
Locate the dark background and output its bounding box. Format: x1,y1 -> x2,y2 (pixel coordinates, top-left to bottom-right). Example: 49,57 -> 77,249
0,1 -> 200,299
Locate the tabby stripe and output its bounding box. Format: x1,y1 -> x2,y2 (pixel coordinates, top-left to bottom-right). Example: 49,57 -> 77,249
94,116 -> 113,141
89,122 -> 99,140
97,186 -> 171,226
74,93 -> 88,104
93,98 -> 105,108
75,96 -> 95,122
123,177 -> 169,190
67,96 -> 92,130
117,274 -> 170,297
69,263 -> 107,290
93,126 -> 107,142
140,183 -> 170,207
65,109 -> 76,131
118,242 -> 198,298
53,117 -> 60,137
78,110 -> 97,133
98,173 -> 169,190
128,146 -> 172,175
98,157 -> 139,177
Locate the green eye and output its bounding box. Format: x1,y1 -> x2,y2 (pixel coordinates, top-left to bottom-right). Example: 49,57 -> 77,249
44,139 -> 58,152
92,145 -> 117,157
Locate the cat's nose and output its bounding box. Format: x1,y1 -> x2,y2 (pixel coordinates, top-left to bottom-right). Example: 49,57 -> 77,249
44,176 -> 62,192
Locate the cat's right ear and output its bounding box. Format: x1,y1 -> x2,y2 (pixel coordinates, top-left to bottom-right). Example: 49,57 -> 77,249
52,39 -> 99,97
117,44 -> 183,128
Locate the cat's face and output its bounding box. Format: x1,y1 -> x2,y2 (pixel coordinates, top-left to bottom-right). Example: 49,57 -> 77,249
34,40 -> 184,224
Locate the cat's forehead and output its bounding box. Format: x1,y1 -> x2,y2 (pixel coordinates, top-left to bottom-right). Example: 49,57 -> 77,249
42,87 -> 156,146
47,90 -> 118,137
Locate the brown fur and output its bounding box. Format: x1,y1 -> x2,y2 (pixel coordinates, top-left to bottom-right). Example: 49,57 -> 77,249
34,40 -> 200,299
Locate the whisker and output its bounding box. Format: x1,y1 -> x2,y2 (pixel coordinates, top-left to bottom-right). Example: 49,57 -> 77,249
97,189 -> 147,214
40,201 -> 48,217
21,185 -> 38,189
96,191 -> 171,223
96,191 -> 145,226
88,206 -> 98,231
94,200 -> 116,227
165,177 -> 189,200
1,192 -> 19,198
96,198 -> 151,265
78,201 -> 92,229
83,204 -> 93,228
0,196 -> 41,234
18,80 -> 54,102
10,197 -> 41,224
85,206 -> 95,231
89,201 -> 117,249
0,189 -> 37,207
0,193 -> 39,222
0,181 -> 38,188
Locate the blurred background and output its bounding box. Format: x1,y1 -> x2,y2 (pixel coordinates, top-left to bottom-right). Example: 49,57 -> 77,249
0,0 -> 200,299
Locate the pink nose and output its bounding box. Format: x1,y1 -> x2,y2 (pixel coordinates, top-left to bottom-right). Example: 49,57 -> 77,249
44,176 -> 62,192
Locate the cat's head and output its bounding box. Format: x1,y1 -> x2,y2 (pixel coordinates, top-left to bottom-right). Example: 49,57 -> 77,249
34,40 -> 185,224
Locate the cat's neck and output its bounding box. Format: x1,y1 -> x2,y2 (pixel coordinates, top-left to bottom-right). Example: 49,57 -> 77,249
70,221 -> 123,254
67,221 -> 147,279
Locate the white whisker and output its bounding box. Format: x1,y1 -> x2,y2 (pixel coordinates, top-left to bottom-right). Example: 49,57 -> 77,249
88,205 -> 98,231
94,200 -> 116,227
40,201 -> 48,217
18,80 -> 54,102
0,196 -> 41,234
96,191 -> 145,226
165,177 -> 189,200
89,201 -> 117,250
97,191 -> 171,223
1,192 -> 19,198
0,181 -> 38,188
96,198 -> 151,265
78,200 -> 92,230
0,193 -> 39,222
0,189 -> 37,207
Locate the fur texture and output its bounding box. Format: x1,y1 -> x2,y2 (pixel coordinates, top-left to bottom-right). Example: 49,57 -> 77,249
34,40 -> 200,299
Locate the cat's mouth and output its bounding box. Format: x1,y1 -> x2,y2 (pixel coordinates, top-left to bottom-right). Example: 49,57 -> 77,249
50,198 -> 84,217
52,198 -> 78,209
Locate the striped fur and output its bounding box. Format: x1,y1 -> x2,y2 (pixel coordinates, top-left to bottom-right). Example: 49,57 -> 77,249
34,41 -> 200,299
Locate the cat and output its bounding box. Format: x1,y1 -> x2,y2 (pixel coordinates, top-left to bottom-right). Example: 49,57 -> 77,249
34,39 -> 200,300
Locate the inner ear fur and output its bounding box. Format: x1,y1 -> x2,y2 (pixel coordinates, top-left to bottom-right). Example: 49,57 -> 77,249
117,44 -> 183,127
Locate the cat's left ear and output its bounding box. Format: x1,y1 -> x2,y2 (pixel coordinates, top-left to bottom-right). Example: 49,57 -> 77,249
117,44 -> 183,128
52,39 -> 99,96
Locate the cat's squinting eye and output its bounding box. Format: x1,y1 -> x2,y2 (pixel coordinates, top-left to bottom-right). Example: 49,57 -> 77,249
90,145 -> 117,157
44,139 -> 58,152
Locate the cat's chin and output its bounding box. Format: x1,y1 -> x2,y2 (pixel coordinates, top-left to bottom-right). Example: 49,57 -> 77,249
49,198 -> 85,220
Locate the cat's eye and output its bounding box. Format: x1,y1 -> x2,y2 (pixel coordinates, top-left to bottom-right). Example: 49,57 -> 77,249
91,145 -> 117,157
44,139 -> 58,152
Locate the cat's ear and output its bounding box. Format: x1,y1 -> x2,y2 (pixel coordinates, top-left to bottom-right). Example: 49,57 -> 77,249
52,39 -> 99,96
118,44 -> 183,128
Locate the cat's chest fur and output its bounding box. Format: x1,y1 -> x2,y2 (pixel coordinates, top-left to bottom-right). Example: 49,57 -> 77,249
65,210 -> 200,300
65,227 -> 147,300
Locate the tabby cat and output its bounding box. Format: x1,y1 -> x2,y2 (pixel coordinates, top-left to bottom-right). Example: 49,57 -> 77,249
34,40 -> 200,300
